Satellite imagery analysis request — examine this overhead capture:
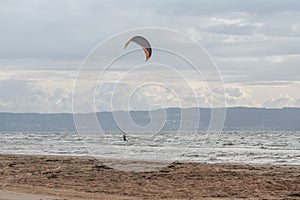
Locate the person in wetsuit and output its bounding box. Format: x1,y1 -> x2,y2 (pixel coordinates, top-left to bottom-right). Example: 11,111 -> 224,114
123,134 -> 128,142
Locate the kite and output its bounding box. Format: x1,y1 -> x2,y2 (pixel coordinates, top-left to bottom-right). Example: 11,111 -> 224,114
124,36 -> 152,61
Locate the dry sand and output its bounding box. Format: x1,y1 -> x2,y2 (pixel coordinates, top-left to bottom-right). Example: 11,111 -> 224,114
0,154 -> 300,200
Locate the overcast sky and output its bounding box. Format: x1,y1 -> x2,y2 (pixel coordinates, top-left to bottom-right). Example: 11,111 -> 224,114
0,0 -> 300,113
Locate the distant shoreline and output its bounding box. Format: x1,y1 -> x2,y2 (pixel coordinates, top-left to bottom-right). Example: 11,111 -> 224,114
1,107 -> 300,132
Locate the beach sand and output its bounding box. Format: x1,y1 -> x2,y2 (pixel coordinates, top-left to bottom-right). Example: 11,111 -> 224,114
0,154 -> 299,199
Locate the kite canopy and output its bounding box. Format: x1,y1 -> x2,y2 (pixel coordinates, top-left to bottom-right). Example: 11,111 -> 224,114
124,36 -> 152,61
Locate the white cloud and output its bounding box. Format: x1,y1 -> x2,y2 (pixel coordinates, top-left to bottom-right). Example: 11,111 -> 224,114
263,94 -> 294,108
295,98 -> 300,107
0,71 -> 74,113
224,87 -> 251,106
205,16 -> 264,35
263,94 -> 300,108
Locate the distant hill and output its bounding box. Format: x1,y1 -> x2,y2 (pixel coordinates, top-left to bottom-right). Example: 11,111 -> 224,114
0,107 -> 299,132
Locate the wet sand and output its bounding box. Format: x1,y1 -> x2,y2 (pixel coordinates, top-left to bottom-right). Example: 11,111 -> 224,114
0,154 -> 300,199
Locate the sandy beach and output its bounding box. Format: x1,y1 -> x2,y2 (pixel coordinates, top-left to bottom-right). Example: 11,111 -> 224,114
0,154 -> 299,199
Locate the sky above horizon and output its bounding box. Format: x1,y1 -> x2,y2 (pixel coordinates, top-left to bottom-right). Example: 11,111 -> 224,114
0,0 -> 300,113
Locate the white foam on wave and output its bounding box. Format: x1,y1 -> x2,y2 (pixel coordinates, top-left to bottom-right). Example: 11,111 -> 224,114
0,131 -> 299,165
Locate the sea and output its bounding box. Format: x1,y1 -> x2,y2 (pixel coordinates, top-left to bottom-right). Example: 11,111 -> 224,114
0,131 -> 299,165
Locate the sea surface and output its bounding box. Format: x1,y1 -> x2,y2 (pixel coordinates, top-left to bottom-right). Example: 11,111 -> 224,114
0,131 -> 299,165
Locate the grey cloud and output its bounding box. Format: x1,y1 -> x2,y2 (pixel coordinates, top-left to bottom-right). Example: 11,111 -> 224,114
240,81 -> 293,86
0,1 -> 158,60
1,0 -> 300,112
1,0 -> 300,62
206,37 -> 300,58
149,0 -> 300,16
259,12 -> 300,37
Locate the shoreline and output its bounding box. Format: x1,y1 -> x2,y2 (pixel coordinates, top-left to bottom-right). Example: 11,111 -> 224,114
0,154 -> 300,199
